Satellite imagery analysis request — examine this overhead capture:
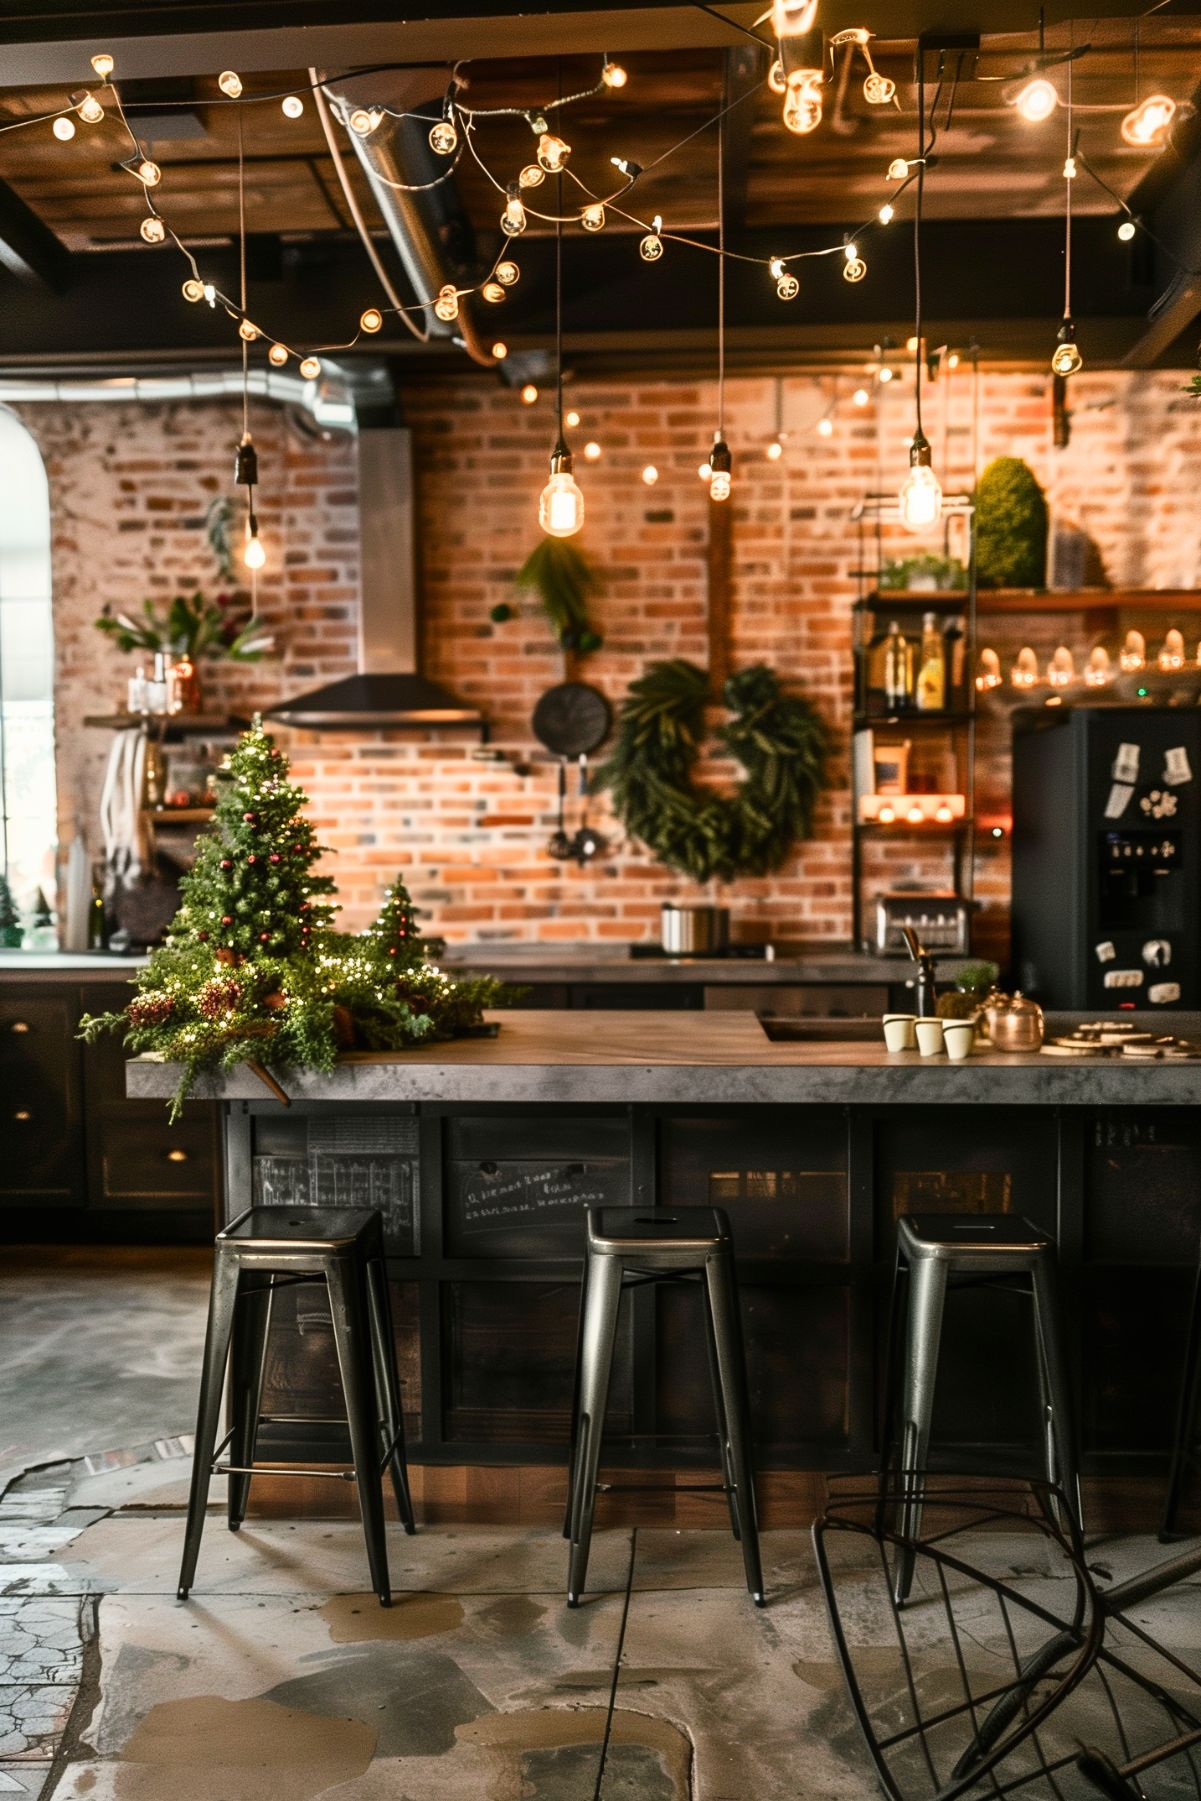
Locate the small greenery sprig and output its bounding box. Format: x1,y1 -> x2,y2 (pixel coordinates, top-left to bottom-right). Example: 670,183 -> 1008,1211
593,659 -> 829,883
504,537 -> 604,653
95,591 -> 274,663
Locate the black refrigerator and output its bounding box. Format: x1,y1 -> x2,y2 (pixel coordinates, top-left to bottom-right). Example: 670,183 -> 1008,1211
1011,706 -> 1200,1010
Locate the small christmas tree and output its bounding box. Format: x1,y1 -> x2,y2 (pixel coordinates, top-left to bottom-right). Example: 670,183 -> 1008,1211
80,731 -> 510,1117
0,873 -> 22,948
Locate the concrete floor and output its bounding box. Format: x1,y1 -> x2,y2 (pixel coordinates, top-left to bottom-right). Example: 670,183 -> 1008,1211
2,1251 -> 1201,1799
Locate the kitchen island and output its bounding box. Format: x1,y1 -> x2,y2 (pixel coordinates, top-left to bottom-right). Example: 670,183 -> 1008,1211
129,1011 -> 1201,1516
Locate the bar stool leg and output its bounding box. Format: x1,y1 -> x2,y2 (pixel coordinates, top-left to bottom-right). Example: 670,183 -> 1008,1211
566,1251 -> 623,1607
563,1250 -> 592,1539
1030,1255 -> 1083,1530
227,1275 -> 274,1531
1162,1263 -> 1201,1541
893,1254 -> 948,1608
326,1256 -> 392,1606
705,1251 -> 765,1605
178,1250 -> 241,1599
701,1270 -> 740,1542
365,1256 -> 415,1535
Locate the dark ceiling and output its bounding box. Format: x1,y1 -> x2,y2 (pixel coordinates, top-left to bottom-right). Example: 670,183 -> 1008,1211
0,0 -> 1198,380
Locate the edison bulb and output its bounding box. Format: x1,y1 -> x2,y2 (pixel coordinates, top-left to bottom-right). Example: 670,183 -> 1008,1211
1159,628 -> 1186,671
76,93 -> 105,123
434,284 -> 460,322
519,163 -> 545,189
429,118 -> 457,155
698,462 -> 712,481
537,133 -> 570,172
976,648 -> 1003,691
710,469 -> 731,501
640,230 -> 663,262
1012,647 -> 1040,688
852,387 -> 870,407
602,61 -> 627,88
783,70 -> 823,135
1120,629 -> 1146,673
864,72 -> 895,105
359,307 -> 383,333
491,341 -> 508,361
1118,218 -> 1136,242
1012,77 -> 1057,123
887,157 -> 909,179
1121,94 -> 1176,147
776,272 -> 799,301
771,0 -> 818,36
817,416 -> 833,437
566,410 -> 581,429
181,277 -> 204,302
766,439 -> 784,461
1051,320 -> 1083,377
583,440 -> 601,460
898,456 -> 942,532
91,52 -> 114,78
139,215 -> 165,242
520,383 -> 538,404
878,365 -> 894,382
878,202 -> 894,225
496,260 -> 519,287
1085,646 -> 1111,686
642,464 -> 658,485
243,529 -> 266,570
299,355 -> 321,379
53,116 -> 76,141
843,255 -> 867,283
1048,645 -> 1076,687
349,107 -> 379,135
481,282 -> 505,304
708,436 -> 731,500
539,468 -> 584,537
218,70 -> 243,98
768,59 -> 787,95
136,159 -> 161,187
282,95 -> 305,119
238,318 -> 259,342
501,189 -> 527,237
581,203 -> 605,232
268,342 -> 288,366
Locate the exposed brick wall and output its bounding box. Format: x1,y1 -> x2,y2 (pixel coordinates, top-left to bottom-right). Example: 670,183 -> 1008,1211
19,362 -> 1201,951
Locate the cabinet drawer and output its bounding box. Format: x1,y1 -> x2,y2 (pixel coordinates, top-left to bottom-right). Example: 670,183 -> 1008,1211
0,994 -> 81,1200
94,1113 -> 215,1207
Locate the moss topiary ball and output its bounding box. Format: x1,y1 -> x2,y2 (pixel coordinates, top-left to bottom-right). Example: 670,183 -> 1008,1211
974,456 -> 1048,590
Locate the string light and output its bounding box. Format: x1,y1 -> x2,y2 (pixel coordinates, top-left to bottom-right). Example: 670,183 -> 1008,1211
348,107 -> 381,135
1121,93 -> 1175,147
501,186 -> 527,236
218,71 -> 243,98
768,60 -> 787,95
181,278 -> 205,302
878,202 -> 894,224
53,116 -> 76,141
887,158 -> 910,179
481,281 -> 505,303
537,132 -> 570,172
602,59 -> 628,89
853,387 -> 870,406
640,217 -> 664,261
783,68 -> 824,136
566,410 -> 581,429
490,340 -> 508,360
698,462 -> 712,481
770,258 -> 798,301
268,342 -> 288,366
299,355 -> 321,378
360,307 -> 383,332
238,318 -> 259,341
1117,217 -> 1137,242
766,438 -> 784,461
581,202 -> 605,231
843,250 -> 867,282
90,52 -> 114,77
519,164 -> 545,188
429,112 -> 458,155
434,284 -> 460,321
139,214 -> 164,241
281,95 -> 305,119
75,93 -> 105,124
771,0 -> 818,36
898,60 -> 942,534
817,415 -> 834,437
496,260 -> 520,287
1012,77 -> 1058,123
521,383 -> 538,404
642,464 -> 658,484
135,159 -> 162,188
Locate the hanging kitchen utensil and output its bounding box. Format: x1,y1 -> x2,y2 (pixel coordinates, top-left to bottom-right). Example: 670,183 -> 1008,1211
531,681 -> 612,759
569,750 -> 608,864
547,758 -> 572,859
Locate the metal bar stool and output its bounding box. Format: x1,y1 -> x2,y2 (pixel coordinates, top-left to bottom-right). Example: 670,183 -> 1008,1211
177,1206 -> 415,1608
881,1212 -> 1081,1607
1161,1247 -> 1201,1540
564,1206 -> 764,1608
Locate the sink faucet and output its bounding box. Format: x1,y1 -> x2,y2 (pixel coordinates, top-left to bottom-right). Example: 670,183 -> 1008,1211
901,925 -> 939,1019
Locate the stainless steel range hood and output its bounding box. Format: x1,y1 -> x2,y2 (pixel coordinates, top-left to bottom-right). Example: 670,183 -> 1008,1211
268,426 -> 487,738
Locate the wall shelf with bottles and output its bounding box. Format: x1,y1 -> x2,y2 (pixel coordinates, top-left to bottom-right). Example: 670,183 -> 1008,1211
859,588 -> 1201,617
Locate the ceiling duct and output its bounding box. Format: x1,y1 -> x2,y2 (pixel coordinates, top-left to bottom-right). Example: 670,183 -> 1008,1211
267,424 -> 486,737
319,70 -> 493,367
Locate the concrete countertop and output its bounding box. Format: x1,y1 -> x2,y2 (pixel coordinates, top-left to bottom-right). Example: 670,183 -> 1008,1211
127,1009 -> 1201,1107
439,943 -> 967,985
0,950 -> 145,980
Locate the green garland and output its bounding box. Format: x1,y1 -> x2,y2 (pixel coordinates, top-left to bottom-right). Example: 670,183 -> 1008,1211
593,660 -> 828,883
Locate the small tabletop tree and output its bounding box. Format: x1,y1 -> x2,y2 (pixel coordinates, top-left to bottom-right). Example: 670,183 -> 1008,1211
0,873 -> 22,948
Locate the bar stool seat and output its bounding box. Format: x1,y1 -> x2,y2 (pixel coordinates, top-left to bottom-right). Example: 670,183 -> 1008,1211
177,1205 -> 415,1608
883,1211 -> 1080,1607
564,1206 -> 764,1608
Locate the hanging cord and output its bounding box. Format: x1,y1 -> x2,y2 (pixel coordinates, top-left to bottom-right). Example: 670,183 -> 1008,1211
238,113 -> 249,441
1064,50 -> 1073,319
555,216 -> 566,453
717,104 -> 726,438
914,52 -> 925,443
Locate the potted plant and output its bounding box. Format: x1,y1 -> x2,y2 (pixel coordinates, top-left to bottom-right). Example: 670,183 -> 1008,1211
880,554 -> 967,592
936,959 -> 1000,1021
0,873 -> 22,948
94,592 -> 275,711
975,457 -> 1048,590
508,538 -> 604,653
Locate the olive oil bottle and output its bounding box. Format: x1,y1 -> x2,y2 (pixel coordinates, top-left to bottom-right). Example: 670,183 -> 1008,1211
915,611 -> 946,712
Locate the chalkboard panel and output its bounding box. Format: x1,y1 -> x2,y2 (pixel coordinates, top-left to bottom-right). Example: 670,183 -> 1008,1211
659,1113 -> 849,1261
1085,1110 -> 1201,1265
251,1115 -> 419,1254
445,1115 -> 631,1258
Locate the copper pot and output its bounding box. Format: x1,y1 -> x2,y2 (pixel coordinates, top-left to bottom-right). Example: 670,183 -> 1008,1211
660,903 -> 730,957
983,991 -> 1045,1052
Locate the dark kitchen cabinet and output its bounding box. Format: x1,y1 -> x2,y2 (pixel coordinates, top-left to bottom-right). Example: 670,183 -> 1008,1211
0,976 -> 219,1243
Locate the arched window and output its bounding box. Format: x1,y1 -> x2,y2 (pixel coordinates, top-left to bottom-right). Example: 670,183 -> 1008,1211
0,409 -> 55,906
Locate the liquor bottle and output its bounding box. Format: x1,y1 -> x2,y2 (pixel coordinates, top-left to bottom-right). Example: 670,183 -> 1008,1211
916,611 -> 946,712
883,622 -> 912,712
87,868 -> 107,950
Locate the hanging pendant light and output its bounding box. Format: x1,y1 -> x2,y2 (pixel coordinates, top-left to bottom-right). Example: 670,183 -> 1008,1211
1051,65 -> 1082,377
708,105 -> 732,500
898,55 -> 941,533
538,213 -> 584,538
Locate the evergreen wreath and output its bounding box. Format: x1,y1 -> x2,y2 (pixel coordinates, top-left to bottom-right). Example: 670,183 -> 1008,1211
79,720 -> 508,1118
593,660 -> 828,883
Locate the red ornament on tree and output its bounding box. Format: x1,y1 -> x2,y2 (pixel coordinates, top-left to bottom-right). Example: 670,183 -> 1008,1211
247,854 -> 258,866
221,914 -> 233,926
220,859 -> 233,872
269,853 -> 281,865
243,811 -> 259,825
129,991 -> 175,1028
197,975 -> 243,1020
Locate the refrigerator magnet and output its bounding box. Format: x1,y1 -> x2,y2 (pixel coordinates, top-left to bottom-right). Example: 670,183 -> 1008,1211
1164,746 -> 1193,786
1104,783 -> 1134,820
1149,981 -> 1182,1005
1095,941 -> 1117,963
1103,969 -> 1144,989
1142,938 -> 1172,967
1112,742 -> 1141,784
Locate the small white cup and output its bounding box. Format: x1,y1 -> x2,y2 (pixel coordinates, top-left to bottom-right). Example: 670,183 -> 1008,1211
942,1021 -> 975,1061
915,1017 -> 945,1057
882,1013 -> 917,1052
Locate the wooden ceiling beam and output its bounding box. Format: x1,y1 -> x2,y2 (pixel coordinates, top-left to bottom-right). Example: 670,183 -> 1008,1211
0,173 -> 69,288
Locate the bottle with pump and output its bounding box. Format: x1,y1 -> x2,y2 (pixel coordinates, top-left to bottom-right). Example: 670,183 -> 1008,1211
883,621 -> 912,712
916,611 -> 946,712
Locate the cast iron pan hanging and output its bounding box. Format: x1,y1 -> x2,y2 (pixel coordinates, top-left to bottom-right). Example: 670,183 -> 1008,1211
531,682 -> 612,759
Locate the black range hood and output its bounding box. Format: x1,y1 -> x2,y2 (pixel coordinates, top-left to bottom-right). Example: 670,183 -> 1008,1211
268,426 -> 487,739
